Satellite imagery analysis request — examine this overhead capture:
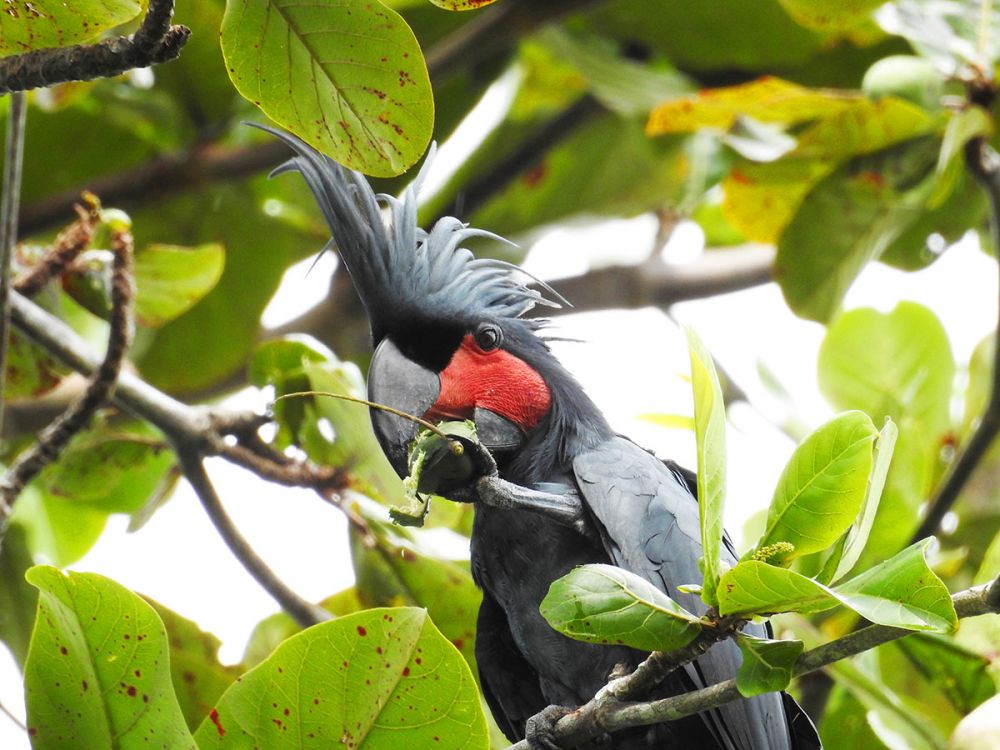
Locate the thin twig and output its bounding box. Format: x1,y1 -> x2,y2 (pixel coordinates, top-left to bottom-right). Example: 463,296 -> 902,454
0,91 -> 27,440
506,579 -> 1000,749
908,135 -> 1000,544
0,0 -> 190,94
0,224 -> 134,542
0,699 -> 26,732
13,202 -> 99,297
174,444 -> 330,628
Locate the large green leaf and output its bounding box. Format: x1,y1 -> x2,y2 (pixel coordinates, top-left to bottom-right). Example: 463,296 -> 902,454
751,411 -> 877,564
0,523 -> 37,667
23,566 -> 196,749
719,541 -> 956,632
540,564 -> 702,652
193,607 -> 488,749
4,331 -> 66,398
350,519 -> 480,674
735,635 -> 803,697
717,561 -> 839,617
146,600 -> 242,732
0,0 -> 142,56
686,328 -> 727,607
222,0 -> 432,177
895,634 -> 995,715
134,243 -> 226,327
831,418 -> 898,582
835,540 -> 957,632
11,485 -> 109,567
775,138 -> 940,322
818,302 -> 956,432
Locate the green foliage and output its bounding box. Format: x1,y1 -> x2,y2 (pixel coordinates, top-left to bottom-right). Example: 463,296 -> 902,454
735,635 -> 804,696
0,524 -> 37,667
221,0 -> 433,177
540,564 -> 702,652
685,327 -> 727,607
133,243 -> 226,327
0,0 -> 143,56
23,567 -> 196,749
193,607 -> 489,749
749,411 -> 877,565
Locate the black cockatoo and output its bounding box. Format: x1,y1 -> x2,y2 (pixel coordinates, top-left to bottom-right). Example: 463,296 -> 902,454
261,125 -> 821,750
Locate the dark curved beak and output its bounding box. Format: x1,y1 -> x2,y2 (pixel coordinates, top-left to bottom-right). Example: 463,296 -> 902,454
368,338 -> 529,479
367,338 -> 439,477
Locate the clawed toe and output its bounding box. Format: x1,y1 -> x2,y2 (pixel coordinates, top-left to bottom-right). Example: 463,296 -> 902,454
525,705 -> 574,750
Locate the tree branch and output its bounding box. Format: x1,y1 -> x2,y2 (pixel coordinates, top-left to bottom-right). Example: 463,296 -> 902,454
0,91 -> 27,438
0,223 -> 134,542
0,0 -> 190,95
506,578 -> 1000,749
908,136 -> 1000,545
173,444 -> 331,628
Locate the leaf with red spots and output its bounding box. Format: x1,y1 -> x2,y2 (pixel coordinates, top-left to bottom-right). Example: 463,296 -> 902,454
193,607 -> 488,749
3,331 -> 67,399
0,0 -> 143,57
426,0 -> 499,10
222,0 -> 433,177
23,566 -> 196,749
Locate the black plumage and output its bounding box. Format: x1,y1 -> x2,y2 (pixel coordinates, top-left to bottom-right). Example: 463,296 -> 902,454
262,124 -> 821,749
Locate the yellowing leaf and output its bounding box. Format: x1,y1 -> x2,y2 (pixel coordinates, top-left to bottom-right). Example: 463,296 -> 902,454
647,77 -> 858,135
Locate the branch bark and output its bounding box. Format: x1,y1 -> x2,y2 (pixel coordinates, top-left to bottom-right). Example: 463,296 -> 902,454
506,577 -> 1000,749
908,135 -> 1000,544
0,0 -> 190,94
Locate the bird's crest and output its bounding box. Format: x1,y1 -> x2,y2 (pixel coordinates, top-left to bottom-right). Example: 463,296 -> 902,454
254,124 -> 563,343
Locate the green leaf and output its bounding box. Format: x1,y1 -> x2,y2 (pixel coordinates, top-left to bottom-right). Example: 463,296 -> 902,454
0,523 -> 37,667
775,138 -> 940,322
193,607 -> 488,749
835,540 -> 957,632
777,0 -> 885,31
0,0 -> 142,56
832,418 -> 898,583
11,485 -> 109,567
134,243 -> 226,327
426,0 -> 498,10
146,600 -> 242,732
648,77 -> 858,135
540,564 -> 702,652
717,561 -> 839,617
818,302 -> 956,432
963,334 -> 994,441
685,327 -> 727,607
735,635 -> 804,697
896,634 -> 995,715
751,410 -> 877,565
222,0 -> 433,177
23,566 -> 196,749
350,521 -> 481,675
792,98 -> 933,161
36,433 -> 175,514
4,331 -> 66,398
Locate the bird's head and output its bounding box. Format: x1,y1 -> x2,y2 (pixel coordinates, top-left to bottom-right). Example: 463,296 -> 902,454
261,125 -> 572,477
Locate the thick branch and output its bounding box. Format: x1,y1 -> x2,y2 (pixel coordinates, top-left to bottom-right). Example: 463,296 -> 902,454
507,579 -> 1000,749
908,136 -> 1000,544
0,0 -> 190,94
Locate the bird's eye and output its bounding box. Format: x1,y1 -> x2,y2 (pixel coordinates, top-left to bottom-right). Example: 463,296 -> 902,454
474,323 -> 503,351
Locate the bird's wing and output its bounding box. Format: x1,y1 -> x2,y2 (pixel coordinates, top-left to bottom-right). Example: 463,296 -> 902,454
573,436 -> 819,750
475,588 -> 548,742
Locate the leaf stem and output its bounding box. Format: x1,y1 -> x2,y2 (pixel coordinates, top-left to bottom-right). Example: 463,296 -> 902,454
275,390 -> 449,438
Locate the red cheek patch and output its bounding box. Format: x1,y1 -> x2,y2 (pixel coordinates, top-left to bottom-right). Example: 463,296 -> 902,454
426,335 -> 551,431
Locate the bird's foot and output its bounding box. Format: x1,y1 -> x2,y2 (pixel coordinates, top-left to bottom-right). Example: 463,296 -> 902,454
525,705 -> 574,750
